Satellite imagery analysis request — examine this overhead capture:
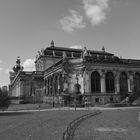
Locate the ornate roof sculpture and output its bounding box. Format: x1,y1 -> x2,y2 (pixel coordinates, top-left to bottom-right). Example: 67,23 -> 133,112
83,47 -> 89,57
102,46 -> 105,52
50,40 -> 54,47
13,56 -> 24,73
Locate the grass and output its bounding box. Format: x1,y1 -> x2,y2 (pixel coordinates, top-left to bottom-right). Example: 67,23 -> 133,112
74,108 -> 140,140
5,103 -> 58,111
0,109 -> 91,140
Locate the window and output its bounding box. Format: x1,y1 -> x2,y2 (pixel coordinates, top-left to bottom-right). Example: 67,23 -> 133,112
73,52 -> 81,58
106,72 -> 115,93
91,71 -> 101,93
134,73 -> 140,92
46,50 -> 53,56
95,98 -> 99,103
66,52 -> 72,57
119,72 -> 128,92
55,51 -> 62,57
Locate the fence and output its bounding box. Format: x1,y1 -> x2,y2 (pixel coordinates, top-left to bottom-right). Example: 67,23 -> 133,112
61,110 -> 101,140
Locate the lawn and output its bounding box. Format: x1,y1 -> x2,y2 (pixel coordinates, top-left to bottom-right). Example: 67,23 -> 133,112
0,110 -> 90,140
74,108 -> 140,140
6,103 -> 54,111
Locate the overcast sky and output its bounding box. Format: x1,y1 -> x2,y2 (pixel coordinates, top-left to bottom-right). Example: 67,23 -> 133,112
0,0 -> 140,86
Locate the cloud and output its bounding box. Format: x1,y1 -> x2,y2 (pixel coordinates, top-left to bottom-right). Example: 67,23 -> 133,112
83,0 -> 110,25
0,60 -> 3,64
23,59 -> 35,71
69,45 -> 83,49
60,10 -> 86,32
5,69 -> 10,74
0,68 -> 3,73
0,60 -> 5,65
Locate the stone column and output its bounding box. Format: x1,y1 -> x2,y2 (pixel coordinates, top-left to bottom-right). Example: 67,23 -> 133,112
52,75 -> 55,95
53,51 -> 55,56
63,72 -> 68,93
128,78 -> 131,92
44,79 -> 47,95
82,68 -> 86,94
115,72 -> 120,94
72,52 -> 74,58
86,72 -> 91,93
57,74 -> 60,95
18,80 -> 21,97
128,72 -> 134,93
100,70 -> 106,94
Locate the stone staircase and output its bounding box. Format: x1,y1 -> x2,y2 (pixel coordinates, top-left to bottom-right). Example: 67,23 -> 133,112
120,90 -> 140,105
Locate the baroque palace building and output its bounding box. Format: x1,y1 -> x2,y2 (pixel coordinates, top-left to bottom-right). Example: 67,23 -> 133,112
9,41 -> 140,105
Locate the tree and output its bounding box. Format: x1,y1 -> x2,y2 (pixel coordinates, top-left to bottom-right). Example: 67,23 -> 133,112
0,88 -> 10,108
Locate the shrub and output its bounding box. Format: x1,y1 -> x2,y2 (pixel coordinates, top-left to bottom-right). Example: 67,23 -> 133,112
0,89 -> 10,108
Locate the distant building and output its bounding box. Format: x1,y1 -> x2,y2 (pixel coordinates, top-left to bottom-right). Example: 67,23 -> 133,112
9,41 -> 140,105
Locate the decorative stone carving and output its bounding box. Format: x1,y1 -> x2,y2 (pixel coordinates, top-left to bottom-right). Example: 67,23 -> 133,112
63,51 -> 67,59
38,51 -> 41,56
36,54 -> 39,60
41,48 -> 45,55
83,47 -> 89,57
102,46 -> 105,52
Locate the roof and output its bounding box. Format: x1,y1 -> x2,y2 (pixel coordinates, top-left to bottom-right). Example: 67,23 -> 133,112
45,45 -> 114,56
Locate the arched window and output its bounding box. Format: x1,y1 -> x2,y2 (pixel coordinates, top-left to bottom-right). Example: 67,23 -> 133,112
106,72 -> 115,93
91,71 -> 101,93
134,73 -> 140,92
119,72 -> 128,93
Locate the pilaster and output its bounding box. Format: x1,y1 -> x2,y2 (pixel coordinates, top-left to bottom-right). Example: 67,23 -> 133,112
100,70 -> 106,94
114,71 -> 120,94
128,72 -> 134,93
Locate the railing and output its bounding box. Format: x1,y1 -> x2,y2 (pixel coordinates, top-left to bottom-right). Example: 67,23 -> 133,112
84,56 -> 140,65
129,90 -> 140,103
61,110 -> 101,140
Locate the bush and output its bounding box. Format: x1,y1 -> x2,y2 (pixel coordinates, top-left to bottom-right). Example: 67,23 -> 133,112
0,90 -> 10,108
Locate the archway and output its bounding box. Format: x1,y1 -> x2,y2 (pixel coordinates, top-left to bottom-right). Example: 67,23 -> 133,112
119,72 -> 128,98
91,71 -> 101,93
105,72 -> 115,93
134,73 -> 140,92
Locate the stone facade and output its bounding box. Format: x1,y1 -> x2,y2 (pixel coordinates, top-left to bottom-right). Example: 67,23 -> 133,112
9,41 -> 140,105
43,55 -> 140,105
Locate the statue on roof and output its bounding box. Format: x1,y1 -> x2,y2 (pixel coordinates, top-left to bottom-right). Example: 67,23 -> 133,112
41,48 -> 45,55
63,51 -> 67,59
36,54 -> 39,60
83,47 -> 89,57
38,51 -> 41,56
102,46 -> 105,52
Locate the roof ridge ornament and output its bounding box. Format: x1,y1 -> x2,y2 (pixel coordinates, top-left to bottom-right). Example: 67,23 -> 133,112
13,56 -> 24,73
102,46 -> 105,52
51,40 -> 54,47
